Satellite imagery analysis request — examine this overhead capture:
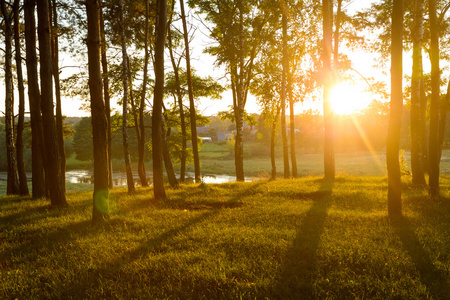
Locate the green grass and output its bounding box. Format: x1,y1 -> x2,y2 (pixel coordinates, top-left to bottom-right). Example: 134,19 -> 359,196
2,176 -> 450,299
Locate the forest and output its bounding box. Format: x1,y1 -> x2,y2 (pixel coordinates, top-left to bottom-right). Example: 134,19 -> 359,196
2,0 -> 450,298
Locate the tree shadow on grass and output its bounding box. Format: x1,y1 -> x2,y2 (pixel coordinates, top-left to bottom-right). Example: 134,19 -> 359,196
271,179 -> 333,299
391,215 -> 450,299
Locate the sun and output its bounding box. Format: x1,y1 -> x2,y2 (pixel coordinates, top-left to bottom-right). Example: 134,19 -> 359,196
329,82 -> 373,115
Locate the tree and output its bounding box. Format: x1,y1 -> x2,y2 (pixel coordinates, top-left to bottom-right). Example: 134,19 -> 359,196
37,0 -> 67,206
119,0 -> 135,193
1,0 -> 20,195
323,0 -> 335,180
152,0 -> 167,200
24,0 -> 46,199
281,2 -> 290,179
410,0 -> 426,186
428,0 -> 440,197
86,0 -> 110,222
387,0 -> 403,215
13,0 -> 29,196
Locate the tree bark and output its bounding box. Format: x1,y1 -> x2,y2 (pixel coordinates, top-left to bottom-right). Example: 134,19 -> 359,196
323,0 -> 335,181
50,0 -> 66,195
411,0 -> 426,186
428,0 -> 440,197
99,1 -> 113,189
271,104 -> 281,180
13,0 -> 29,196
86,0 -> 109,222
180,0 -> 201,183
119,0 -> 135,193
168,28 -> 187,183
1,0 -> 20,195
387,0 -> 403,215
37,0 -> 67,206
152,0 -> 167,200
162,113 -> 179,187
24,0 -> 46,199
235,0 -> 245,182
289,66 -> 297,178
281,8 -> 290,179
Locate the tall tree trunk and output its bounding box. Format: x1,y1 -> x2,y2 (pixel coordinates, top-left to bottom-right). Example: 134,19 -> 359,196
119,0 -> 135,193
234,0 -> 245,182
99,1 -> 113,189
180,0 -> 200,183
1,1 -> 20,195
37,0 -> 67,206
50,0 -> 66,195
24,0 -> 46,199
13,0 -> 29,196
428,0 -> 440,197
162,113 -> 179,187
420,76 -> 429,174
271,104 -> 281,180
440,81 -> 450,160
152,0 -> 167,200
281,8 -> 290,179
387,0 -> 403,215
411,0 -> 426,186
86,0 -> 109,223
137,0 -> 150,188
168,28 -> 187,183
288,68 -> 297,178
322,0 -> 335,180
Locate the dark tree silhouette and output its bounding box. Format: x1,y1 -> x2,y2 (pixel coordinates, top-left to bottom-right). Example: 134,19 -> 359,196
387,0 -> 403,215
86,0 -> 110,222
281,3 -> 290,179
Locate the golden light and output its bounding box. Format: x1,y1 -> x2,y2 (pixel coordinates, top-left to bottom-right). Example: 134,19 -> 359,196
329,82 -> 373,115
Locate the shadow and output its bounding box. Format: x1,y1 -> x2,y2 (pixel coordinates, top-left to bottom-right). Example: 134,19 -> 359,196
391,215 -> 450,299
271,180 -> 333,298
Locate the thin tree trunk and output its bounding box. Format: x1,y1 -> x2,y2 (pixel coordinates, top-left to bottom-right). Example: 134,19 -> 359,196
152,0 -> 167,200
180,0 -> 200,183
428,0 -> 440,197
162,112 -> 179,187
37,0 -> 67,206
1,1 -> 20,195
13,0 -> 29,196
281,8 -> 290,179
271,104 -> 281,180
24,0 -> 46,199
99,1 -> 113,189
50,0 -> 66,195
440,81 -> 450,160
411,0 -> 426,186
137,0 -> 150,188
323,0 -> 335,181
119,0 -> 135,193
289,69 -> 297,178
168,28 -> 187,182
420,76 -> 429,174
86,0 -> 110,223
387,0 -> 403,215
235,0 -> 245,182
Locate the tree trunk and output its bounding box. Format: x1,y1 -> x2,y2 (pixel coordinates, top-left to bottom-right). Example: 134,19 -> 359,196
322,0 -> 335,181
411,0 -> 426,186
387,0 -> 403,215
152,0 -> 167,200
99,1 -> 113,189
289,69 -> 297,178
37,0 -> 67,206
50,0 -> 66,195
440,81 -> 450,161
1,1 -> 20,195
428,0 -> 440,197
271,104 -> 281,180
420,76 -> 429,174
119,0 -> 135,193
234,0 -> 245,182
13,0 -> 29,196
137,0 -> 150,188
180,0 -> 200,183
86,0 -> 109,223
24,0 -> 46,199
281,9 -> 290,179
162,113 -> 179,187
168,28 -> 187,183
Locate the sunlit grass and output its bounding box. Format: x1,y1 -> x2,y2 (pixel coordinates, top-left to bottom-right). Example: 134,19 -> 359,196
2,176 -> 450,298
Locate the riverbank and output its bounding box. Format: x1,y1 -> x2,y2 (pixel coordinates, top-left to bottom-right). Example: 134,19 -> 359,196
1,176 -> 450,298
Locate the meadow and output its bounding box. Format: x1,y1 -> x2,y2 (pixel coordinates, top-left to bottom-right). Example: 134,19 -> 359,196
1,175 -> 450,299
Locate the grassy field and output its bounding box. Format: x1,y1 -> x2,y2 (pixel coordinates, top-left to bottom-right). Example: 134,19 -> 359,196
1,176 -> 450,299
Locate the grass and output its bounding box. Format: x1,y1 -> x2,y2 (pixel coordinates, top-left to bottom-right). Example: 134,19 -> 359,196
2,176 -> 450,299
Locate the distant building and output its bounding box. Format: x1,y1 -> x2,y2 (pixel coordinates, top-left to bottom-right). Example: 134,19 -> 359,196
200,137 -> 212,143
218,132 -> 233,141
